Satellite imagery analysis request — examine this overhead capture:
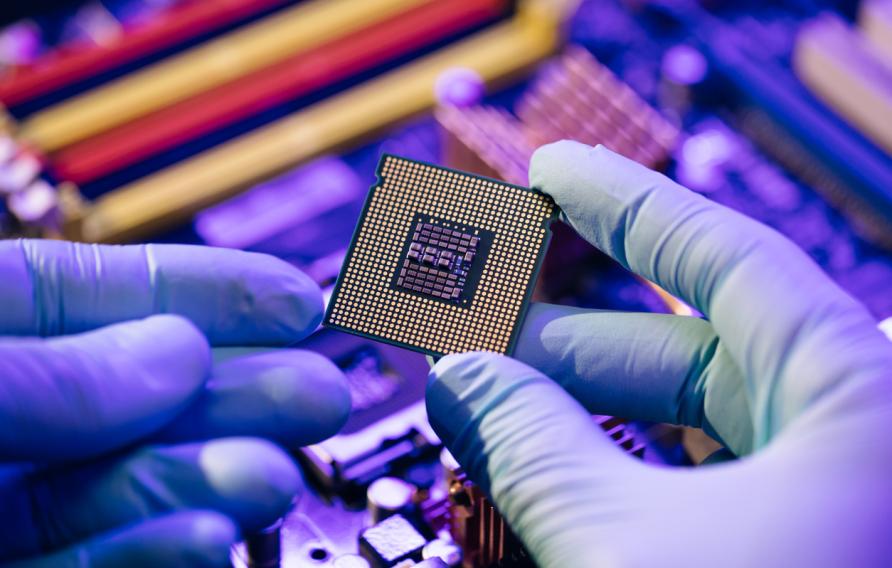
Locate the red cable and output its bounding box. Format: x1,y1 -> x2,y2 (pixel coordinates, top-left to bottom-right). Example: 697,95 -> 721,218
0,0 -> 290,107
52,0 -> 506,185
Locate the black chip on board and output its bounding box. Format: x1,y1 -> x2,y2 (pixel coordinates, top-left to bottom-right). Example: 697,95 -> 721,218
391,214 -> 493,308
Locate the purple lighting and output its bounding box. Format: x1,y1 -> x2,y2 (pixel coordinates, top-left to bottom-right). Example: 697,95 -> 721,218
434,67 -> 486,108
662,44 -> 708,86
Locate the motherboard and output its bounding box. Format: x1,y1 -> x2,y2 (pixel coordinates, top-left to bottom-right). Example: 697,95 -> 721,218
1,0 -> 890,566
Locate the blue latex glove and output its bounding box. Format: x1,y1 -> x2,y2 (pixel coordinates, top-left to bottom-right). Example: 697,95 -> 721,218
427,142 -> 892,567
0,240 -> 351,567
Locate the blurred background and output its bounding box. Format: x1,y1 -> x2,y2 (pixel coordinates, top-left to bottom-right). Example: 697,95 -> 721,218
0,0 -> 890,566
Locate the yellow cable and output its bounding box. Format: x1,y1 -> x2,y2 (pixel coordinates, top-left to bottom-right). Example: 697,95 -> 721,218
21,0 -> 429,152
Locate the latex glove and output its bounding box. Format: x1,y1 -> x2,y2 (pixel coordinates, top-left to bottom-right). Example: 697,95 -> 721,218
0,240 -> 351,567
426,142 -> 892,567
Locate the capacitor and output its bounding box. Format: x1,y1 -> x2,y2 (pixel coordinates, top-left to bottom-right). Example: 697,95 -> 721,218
333,554 -> 372,568
414,559 -> 450,567
674,126 -> 735,194
659,43 -> 708,117
8,180 -> 58,225
359,514 -> 427,567
435,67 -> 485,108
662,44 -> 708,87
880,317 -> 892,342
439,448 -> 460,473
244,519 -> 281,568
0,21 -> 42,66
0,153 -> 41,195
367,477 -> 417,524
422,538 -> 463,567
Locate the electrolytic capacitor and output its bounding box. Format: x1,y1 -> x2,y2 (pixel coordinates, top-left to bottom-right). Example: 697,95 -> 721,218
359,514 -> 427,568
333,554 -> 372,568
422,538 -> 463,567
244,519 -> 281,568
367,477 -> 417,524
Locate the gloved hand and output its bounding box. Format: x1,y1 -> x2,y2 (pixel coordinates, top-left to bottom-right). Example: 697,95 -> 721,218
0,240 -> 351,567
426,142 -> 892,567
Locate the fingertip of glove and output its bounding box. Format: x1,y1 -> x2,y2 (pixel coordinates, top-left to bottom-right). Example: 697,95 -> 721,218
197,438 -> 300,530
427,352 -> 499,435
254,350 -> 352,442
176,510 -> 240,561
529,142 -> 624,215
141,312 -> 210,349
531,138 -> 593,161
299,351 -> 352,437
426,352 -> 545,445
158,245 -> 325,346
269,254 -> 325,323
127,314 -> 212,389
239,253 -> 325,343
530,140 -> 608,181
69,314 -> 212,397
427,351 -> 508,392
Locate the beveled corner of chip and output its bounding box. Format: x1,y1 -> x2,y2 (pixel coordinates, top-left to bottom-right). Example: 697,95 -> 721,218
323,154 -> 556,357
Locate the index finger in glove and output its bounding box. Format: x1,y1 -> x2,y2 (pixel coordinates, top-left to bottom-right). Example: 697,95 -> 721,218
153,349 -> 351,449
0,240 -> 323,345
530,141 -> 892,446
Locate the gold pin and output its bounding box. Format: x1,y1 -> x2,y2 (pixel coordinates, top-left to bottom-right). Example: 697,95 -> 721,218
325,155 -> 556,356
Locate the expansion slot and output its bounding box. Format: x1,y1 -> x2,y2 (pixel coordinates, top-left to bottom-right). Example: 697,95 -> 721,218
860,0 -> 892,65
0,0 -> 290,108
690,13 -> 892,249
17,0 -> 430,152
794,15 -> 892,156
52,0 -> 507,184
66,3 -> 569,242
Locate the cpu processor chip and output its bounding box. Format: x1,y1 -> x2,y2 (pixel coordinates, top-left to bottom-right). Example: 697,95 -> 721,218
324,154 -> 556,357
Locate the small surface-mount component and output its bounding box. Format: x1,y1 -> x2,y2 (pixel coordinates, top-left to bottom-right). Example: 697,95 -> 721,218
324,154 -> 556,357
359,514 -> 427,567
367,477 -> 418,523
394,215 -> 491,307
243,520 -> 282,568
